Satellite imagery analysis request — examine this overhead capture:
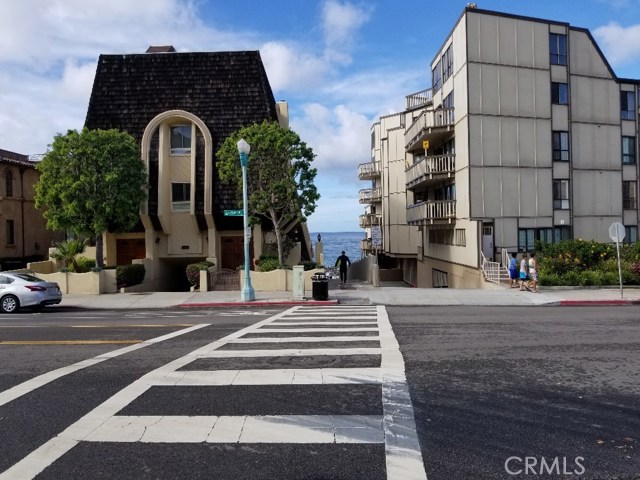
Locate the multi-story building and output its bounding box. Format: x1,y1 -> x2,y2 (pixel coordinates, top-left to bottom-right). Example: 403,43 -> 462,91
85,47 -> 311,290
361,6 -> 639,288
0,149 -> 64,269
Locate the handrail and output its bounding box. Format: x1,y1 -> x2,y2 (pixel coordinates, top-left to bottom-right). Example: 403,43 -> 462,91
481,251 -> 502,284
406,200 -> 456,223
358,161 -> 381,179
405,108 -> 455,148
405,88 -> 433,110
406,154 -> 455,186
359,187 -> 382,203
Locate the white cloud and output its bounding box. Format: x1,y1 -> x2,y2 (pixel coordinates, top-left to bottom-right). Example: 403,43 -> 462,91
260,42 -> 331,92
594,21 -> 640,66
322,0 -> 372,65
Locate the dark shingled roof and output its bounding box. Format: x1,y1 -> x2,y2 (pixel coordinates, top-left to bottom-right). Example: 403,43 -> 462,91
0,148 -> 37,168
84,50 -> 279,226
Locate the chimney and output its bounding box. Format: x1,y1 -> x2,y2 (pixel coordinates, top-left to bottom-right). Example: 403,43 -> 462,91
145,45 -> 177,53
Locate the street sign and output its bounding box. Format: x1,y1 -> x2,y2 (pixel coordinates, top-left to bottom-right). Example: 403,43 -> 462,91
609,222 -> 625,242
224,209 -> 243,216
422,140 -> 429,150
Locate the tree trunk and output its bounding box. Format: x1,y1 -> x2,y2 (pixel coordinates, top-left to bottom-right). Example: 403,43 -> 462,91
95,233 -> 104,269
270,207 -> 284,264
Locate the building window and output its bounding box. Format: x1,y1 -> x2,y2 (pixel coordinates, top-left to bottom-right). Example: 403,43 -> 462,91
454,229 -> 466,246
518,227 -> 564,252
432,269 -> 449,288
554,226 -> 571,243
432,59 -> 442,93
171,183 -> 191,211
550,33 -> 567,65
552,131 -> 569,161
170,125 -> 191,155
621,91 -> 636,120
622,136 -> 636,164
5,170 -> 12,197
624,225 -> 638,244
553,180 -> 570,209
442,44 -> 453,83
431,229 -> 454,245
623,181 -> 637,209
552,82 -> 569,105
6,220 -> 14,245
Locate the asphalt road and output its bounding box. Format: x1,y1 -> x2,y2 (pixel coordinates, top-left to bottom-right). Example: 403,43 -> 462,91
389,305 -> 640,480
1,305 -> 639,479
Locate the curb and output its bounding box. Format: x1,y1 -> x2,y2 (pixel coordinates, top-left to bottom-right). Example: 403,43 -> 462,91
179,299 -> 339,308
559,299 -> 640,306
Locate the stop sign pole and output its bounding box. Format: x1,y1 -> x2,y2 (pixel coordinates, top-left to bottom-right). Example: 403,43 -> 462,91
609,222 -> 625,298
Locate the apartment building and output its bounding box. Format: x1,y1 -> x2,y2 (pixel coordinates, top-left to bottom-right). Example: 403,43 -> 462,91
0,149 -> 64,269
361,7 -> 639,288
85,47 -> 311,290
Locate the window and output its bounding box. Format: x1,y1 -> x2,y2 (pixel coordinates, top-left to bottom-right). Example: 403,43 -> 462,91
553,180 -> 570,209
170,125 -> 191,155
621,91 -> 636,120
623,181 -> 637,209
624,226 -> 638,244
5,170 -> 12,197
442,45 -> 453,83
432,269 -> 449,288
552,131 -> 569,161
430,229 -> 453,245
518,227 -> 564,252
550,33 -> 567,65
554,226 -> 571,243
622,136 -> 636,164
171,183 -> 191,211
552,82 -> 568,105
6,220 -> 14,245
432,59 -> 442,93
454,229 -> 466,246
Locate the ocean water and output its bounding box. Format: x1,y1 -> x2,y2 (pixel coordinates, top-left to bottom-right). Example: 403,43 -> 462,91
311,231 -> 363,267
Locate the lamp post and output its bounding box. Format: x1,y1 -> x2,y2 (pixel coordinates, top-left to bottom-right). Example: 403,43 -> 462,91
237,138 -> 255,301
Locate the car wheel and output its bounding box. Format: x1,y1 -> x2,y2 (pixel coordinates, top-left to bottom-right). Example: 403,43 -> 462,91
0,295 -> 19,313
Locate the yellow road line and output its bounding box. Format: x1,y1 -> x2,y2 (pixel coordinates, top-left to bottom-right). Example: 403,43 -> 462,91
0,340 -> 143,345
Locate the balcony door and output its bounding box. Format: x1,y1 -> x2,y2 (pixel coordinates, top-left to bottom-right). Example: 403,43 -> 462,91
482,225 -> 494,261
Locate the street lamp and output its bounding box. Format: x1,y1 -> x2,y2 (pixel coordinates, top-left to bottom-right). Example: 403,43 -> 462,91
237,138 -> 255,301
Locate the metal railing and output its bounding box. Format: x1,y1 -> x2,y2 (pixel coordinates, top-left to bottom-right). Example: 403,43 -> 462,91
358,161 -> 381,180
405,108 -> 455,148
359,187 -> 382,204
405,88 -> 433,110
481,251 -> 502,284
406,200 -> 456,224
359,213 -> 382,228
208,268 -> 239,291
406,154 -> 455,187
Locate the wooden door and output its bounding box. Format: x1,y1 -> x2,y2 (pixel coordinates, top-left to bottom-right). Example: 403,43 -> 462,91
221,236 -> 253,270
116,238 -> 146,265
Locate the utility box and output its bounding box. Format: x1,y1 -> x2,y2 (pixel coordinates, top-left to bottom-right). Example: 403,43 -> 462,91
292,265 -> 305,300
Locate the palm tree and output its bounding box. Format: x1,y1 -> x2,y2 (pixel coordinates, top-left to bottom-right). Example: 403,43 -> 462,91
50,238 -> 89,272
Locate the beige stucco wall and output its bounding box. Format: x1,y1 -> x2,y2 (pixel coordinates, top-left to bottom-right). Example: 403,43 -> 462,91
416,255 -> 484,289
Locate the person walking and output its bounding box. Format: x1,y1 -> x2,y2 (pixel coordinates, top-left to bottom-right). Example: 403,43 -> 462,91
528,252 -> 539,293
335,250 -> 351,284
519,253 -> 530,291
508,252 -> 519,288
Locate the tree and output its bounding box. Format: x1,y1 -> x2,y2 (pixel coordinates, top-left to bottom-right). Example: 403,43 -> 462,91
35,128 -> 147,269
216,121 -> 320,264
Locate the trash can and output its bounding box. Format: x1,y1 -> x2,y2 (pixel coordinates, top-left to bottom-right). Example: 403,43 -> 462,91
311,273 -> 329,301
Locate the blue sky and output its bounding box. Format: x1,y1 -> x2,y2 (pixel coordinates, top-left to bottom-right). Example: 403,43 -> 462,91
2,1 -> 640,232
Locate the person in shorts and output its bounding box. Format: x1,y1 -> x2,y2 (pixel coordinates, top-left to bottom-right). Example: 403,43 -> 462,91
508,252 -> 519,288
519,254 -> 530,291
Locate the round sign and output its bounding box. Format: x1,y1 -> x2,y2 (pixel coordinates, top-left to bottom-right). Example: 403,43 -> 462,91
609,222 -> 625,242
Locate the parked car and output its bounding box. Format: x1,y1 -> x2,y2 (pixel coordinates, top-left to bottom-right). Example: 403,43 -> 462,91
0,272 -> 62,313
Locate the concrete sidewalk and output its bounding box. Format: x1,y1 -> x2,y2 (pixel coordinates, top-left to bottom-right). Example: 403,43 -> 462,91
56,281 -> 640,310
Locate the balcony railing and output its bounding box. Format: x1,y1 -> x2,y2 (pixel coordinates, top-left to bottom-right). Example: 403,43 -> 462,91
359,213 -> 382,228
359,187 -> 382,204
405,88 -> 433,110
358,161 -> 381,180
406,200 -> 456,225
406,154 -> 455,188
405,108 -> 455,148
361,239 -> 373,252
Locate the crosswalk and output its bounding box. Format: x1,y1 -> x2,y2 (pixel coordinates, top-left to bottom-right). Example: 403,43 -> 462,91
2,305 -> 426,479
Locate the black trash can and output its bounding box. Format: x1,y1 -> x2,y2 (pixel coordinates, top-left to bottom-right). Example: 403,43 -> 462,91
311,273 -> 329,301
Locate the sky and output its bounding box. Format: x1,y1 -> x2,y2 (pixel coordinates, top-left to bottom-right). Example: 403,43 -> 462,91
2,1 -> 640,233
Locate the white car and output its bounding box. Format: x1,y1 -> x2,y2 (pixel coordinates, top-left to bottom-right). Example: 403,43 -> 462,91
0,272 -> 62,313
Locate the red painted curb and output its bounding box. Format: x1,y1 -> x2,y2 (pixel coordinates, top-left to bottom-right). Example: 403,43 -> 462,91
179,300 -> 339,308
559,299 -> 637,306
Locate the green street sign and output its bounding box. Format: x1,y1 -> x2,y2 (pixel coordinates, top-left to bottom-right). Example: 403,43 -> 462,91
224,209 -> 243,216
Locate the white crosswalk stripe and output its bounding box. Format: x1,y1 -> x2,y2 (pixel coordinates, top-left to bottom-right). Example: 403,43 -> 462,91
1,305 -> 426,480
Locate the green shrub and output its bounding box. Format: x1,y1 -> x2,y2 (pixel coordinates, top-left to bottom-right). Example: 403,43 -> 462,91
259,257 -> 280,272
539,272 -> 560,286
73,256 -> 96,273
116,264 -> 146,288
186,261 -> 214,287
299,261 -> 318,271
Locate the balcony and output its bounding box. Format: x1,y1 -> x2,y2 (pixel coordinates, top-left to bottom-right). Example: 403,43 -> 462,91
361,238 -> 374,252
359,187 -> 382,204
405,88 -> 433,110
406,154 -> 455,189
405,108 -> 455,149
359,213 -> 382,228
358,161 -> 381,180
406,200 -> 456,225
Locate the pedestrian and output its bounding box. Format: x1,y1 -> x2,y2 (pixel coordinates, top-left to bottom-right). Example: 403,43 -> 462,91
528,252 -> 539,293
508,252 -> 519,288
335,250 -> 351,284
519,253 -> 530,291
